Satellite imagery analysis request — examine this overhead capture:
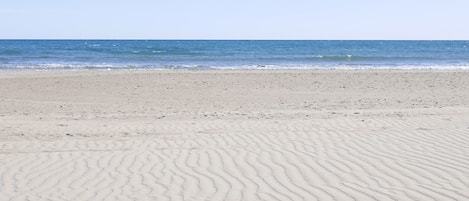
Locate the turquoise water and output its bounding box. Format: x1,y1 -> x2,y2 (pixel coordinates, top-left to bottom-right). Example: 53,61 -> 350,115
1,40 -> 469,70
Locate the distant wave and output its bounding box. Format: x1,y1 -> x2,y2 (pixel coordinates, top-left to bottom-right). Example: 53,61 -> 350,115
0,50 -> 23,55
311,55 -> 438,61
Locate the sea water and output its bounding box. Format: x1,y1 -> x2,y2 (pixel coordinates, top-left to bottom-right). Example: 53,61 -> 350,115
1,40 -> 469,70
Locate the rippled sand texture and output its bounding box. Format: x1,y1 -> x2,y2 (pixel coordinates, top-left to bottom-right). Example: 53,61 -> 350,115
1,70 -> 469,201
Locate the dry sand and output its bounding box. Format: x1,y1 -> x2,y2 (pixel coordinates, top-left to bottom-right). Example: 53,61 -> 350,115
1,70 -> 469,200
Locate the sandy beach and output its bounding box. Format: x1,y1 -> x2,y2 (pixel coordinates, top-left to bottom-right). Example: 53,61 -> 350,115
1,69 -> 469,201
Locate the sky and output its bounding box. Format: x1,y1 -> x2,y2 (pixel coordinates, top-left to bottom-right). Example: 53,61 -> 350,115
1,0 -> 469,40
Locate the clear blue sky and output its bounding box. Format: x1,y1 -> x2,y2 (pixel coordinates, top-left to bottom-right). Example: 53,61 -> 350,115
1,0 -> 468,39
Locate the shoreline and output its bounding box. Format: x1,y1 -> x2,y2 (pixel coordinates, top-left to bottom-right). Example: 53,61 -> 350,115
2,66 -> 469,72
2,67 -> 469,77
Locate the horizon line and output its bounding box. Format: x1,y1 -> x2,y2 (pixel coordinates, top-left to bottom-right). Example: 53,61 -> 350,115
1,39 -> 469,41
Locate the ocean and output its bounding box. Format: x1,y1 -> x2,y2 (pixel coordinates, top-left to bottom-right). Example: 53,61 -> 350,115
1,40 -> 469,70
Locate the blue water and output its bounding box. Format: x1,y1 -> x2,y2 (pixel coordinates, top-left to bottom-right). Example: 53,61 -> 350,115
1,40 -> 469,70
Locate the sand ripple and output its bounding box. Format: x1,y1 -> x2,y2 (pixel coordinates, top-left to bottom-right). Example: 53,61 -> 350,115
1,118 -> 469,201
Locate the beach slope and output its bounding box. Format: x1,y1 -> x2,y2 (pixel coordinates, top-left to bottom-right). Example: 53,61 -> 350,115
1,70 -> 469,200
